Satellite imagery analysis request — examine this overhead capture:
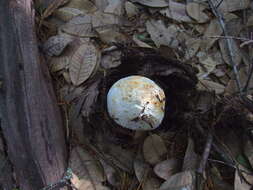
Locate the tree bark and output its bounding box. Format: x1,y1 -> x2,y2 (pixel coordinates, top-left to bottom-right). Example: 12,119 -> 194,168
0,0 -> 67,189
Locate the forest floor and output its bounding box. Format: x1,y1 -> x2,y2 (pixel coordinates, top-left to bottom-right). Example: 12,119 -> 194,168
36,0 -> 253,189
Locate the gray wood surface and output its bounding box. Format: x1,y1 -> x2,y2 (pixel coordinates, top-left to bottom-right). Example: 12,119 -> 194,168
0,0 -> 67,189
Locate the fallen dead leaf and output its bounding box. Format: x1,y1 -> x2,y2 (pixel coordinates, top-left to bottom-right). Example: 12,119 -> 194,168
234,164 -> 253,190
60,15 -> 96,38
69,43 -> 99,86
225,66 -> 253,94
197,53 -> 220,79
98,138 -> 135,173
201,19 -> 223,51
43,34 -> 73,56
134,157 -> 161,190
132,0 -> 169,8
66,0 -> 97,13
210,0 -> 250,13
160,1 -> 193,23
186,2 -> 210,23
69,147 -> 107,190
40,0 -> 69,20
146,20 -> 180,48
143,134 -> 167,165
153,158 -> 181,180
100,159 -> 121,188
159,171 -> 196,190
184,37 -> 201,60
198,79 -> 225,94
92,11 -> 120,29
125,1 -> 139,18
50,56 -> 70,72
104,0 -> 124,16
54,7 -> 85,22
182,138 -> 199,171
96,26 -> 126,44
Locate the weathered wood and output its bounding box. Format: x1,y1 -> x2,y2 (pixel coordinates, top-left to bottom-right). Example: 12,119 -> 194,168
0,0 -> 67,189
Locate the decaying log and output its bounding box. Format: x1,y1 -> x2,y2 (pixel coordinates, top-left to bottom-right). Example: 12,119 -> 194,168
0,0 -> 67,189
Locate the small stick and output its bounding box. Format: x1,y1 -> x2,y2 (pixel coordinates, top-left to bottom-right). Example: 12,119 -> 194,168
207,0 -> 242,94
197,131 -> 213,174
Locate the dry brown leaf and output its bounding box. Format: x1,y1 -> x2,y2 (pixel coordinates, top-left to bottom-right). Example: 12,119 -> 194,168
184,38 -> 201,60
125,1 -> 139,18
201,19 -> 223,51
234,164 -> 253,190
69,43 -> 99,86
101,50 -> 121,69
100,159 -> 120,188
143,134 -> 167,165
50,56 -> 70,72
134,158 -> 151,182
197,53 -> 219,79
96,27 -> 126,44
146,20 -> 180,48
97,138 -> 135,173
104,0 -> 124,16
69,147 -> 107,190
210,0 -> 250,13
182,138 -> 199,171
63,70 -> 72,83
225,66 -> 253,94
65,0 -> 97,13
159,171 -> 196,190
219,39 -> 242,65
43,34 -> 73,56
54,7 -> 85,22
92,11 -> 120,29
132,0 -> 169,8
186,2 -> 209,23
95,0 -> 109,11
134,158 -> 161,190
60,15 -> 96,38
154,158 -> 181,180
198,79 -> 225,94
41,0 -> 69,20
224,14 -> 243,36
160,1 -> 193,23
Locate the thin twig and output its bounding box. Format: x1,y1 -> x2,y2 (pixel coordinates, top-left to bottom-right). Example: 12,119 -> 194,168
208,158 -> 236,168
207,0 -> 242,94
205,35 -> 251,42
197,131 -> 213,174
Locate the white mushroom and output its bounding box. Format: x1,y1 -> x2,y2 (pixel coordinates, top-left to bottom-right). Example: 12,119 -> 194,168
107,75 -> 166,130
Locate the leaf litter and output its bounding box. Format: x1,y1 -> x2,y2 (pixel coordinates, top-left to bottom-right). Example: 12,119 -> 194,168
34,0 -> 253,189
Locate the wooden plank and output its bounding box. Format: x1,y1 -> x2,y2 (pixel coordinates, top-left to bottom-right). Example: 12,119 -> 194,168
0,0 -> 67,189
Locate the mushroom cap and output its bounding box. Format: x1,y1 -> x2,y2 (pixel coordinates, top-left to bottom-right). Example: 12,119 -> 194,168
107,75 -> 166,130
